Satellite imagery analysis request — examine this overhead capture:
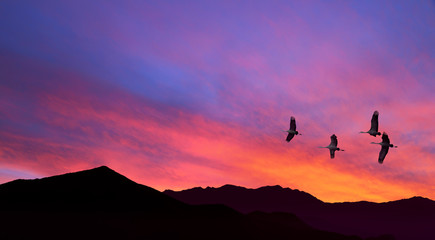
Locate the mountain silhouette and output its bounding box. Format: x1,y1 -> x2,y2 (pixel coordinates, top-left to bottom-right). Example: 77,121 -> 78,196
0,166 -> 388,240
165,184 -> 323,213
0,166 -> 184,212
165,185 -> 435,240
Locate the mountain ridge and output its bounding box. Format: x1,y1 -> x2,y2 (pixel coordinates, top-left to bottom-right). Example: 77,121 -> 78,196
0,165 -> 186,212
166,183 -> 430,204
165,184 -> 435,240
0,166 -> 383,240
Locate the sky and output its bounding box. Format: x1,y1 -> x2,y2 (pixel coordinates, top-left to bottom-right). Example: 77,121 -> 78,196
0,0 -> 434,203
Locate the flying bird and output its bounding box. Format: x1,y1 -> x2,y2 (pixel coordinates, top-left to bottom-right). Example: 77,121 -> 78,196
360,111 -> 381,137
371,132 -> 397,164
319,134 -> 344,159
284,116 -> 301,142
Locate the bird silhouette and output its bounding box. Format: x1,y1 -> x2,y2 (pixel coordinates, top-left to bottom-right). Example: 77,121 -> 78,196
283,116 -> 301,142
360,111 -> 381,137
319,134 -> 344,159
371,132 -> 398,164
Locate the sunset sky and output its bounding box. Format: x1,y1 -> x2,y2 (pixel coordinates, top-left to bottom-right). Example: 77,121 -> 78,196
1,0 -> 434,202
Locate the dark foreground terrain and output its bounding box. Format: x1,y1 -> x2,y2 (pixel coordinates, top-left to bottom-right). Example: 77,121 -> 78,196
0,166 -> 394,240
165,185 -> 435,240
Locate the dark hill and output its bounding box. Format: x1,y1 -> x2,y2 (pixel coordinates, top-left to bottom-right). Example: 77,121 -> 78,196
165,185 -> 435,240
0,166 -> 183,212
0,166 -> 376,240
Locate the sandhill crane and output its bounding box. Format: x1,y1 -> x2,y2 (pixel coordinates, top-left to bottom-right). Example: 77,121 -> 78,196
371,132 -> 397,164
360,111 -> 381,137
283,116 -> 301,142
319,134 -> 344,159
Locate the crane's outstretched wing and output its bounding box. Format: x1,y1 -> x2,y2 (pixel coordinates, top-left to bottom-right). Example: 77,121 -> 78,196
378,145 -> 389,164
290,116 -> 296,131
330,149 -> 335,159
382,132 -> 390,144
370,111 -> 379,132
286,133 -> 295,142
330,134 -> 338,147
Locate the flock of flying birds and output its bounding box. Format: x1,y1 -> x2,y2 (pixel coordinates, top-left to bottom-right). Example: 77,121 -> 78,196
284,111 -> 398,164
